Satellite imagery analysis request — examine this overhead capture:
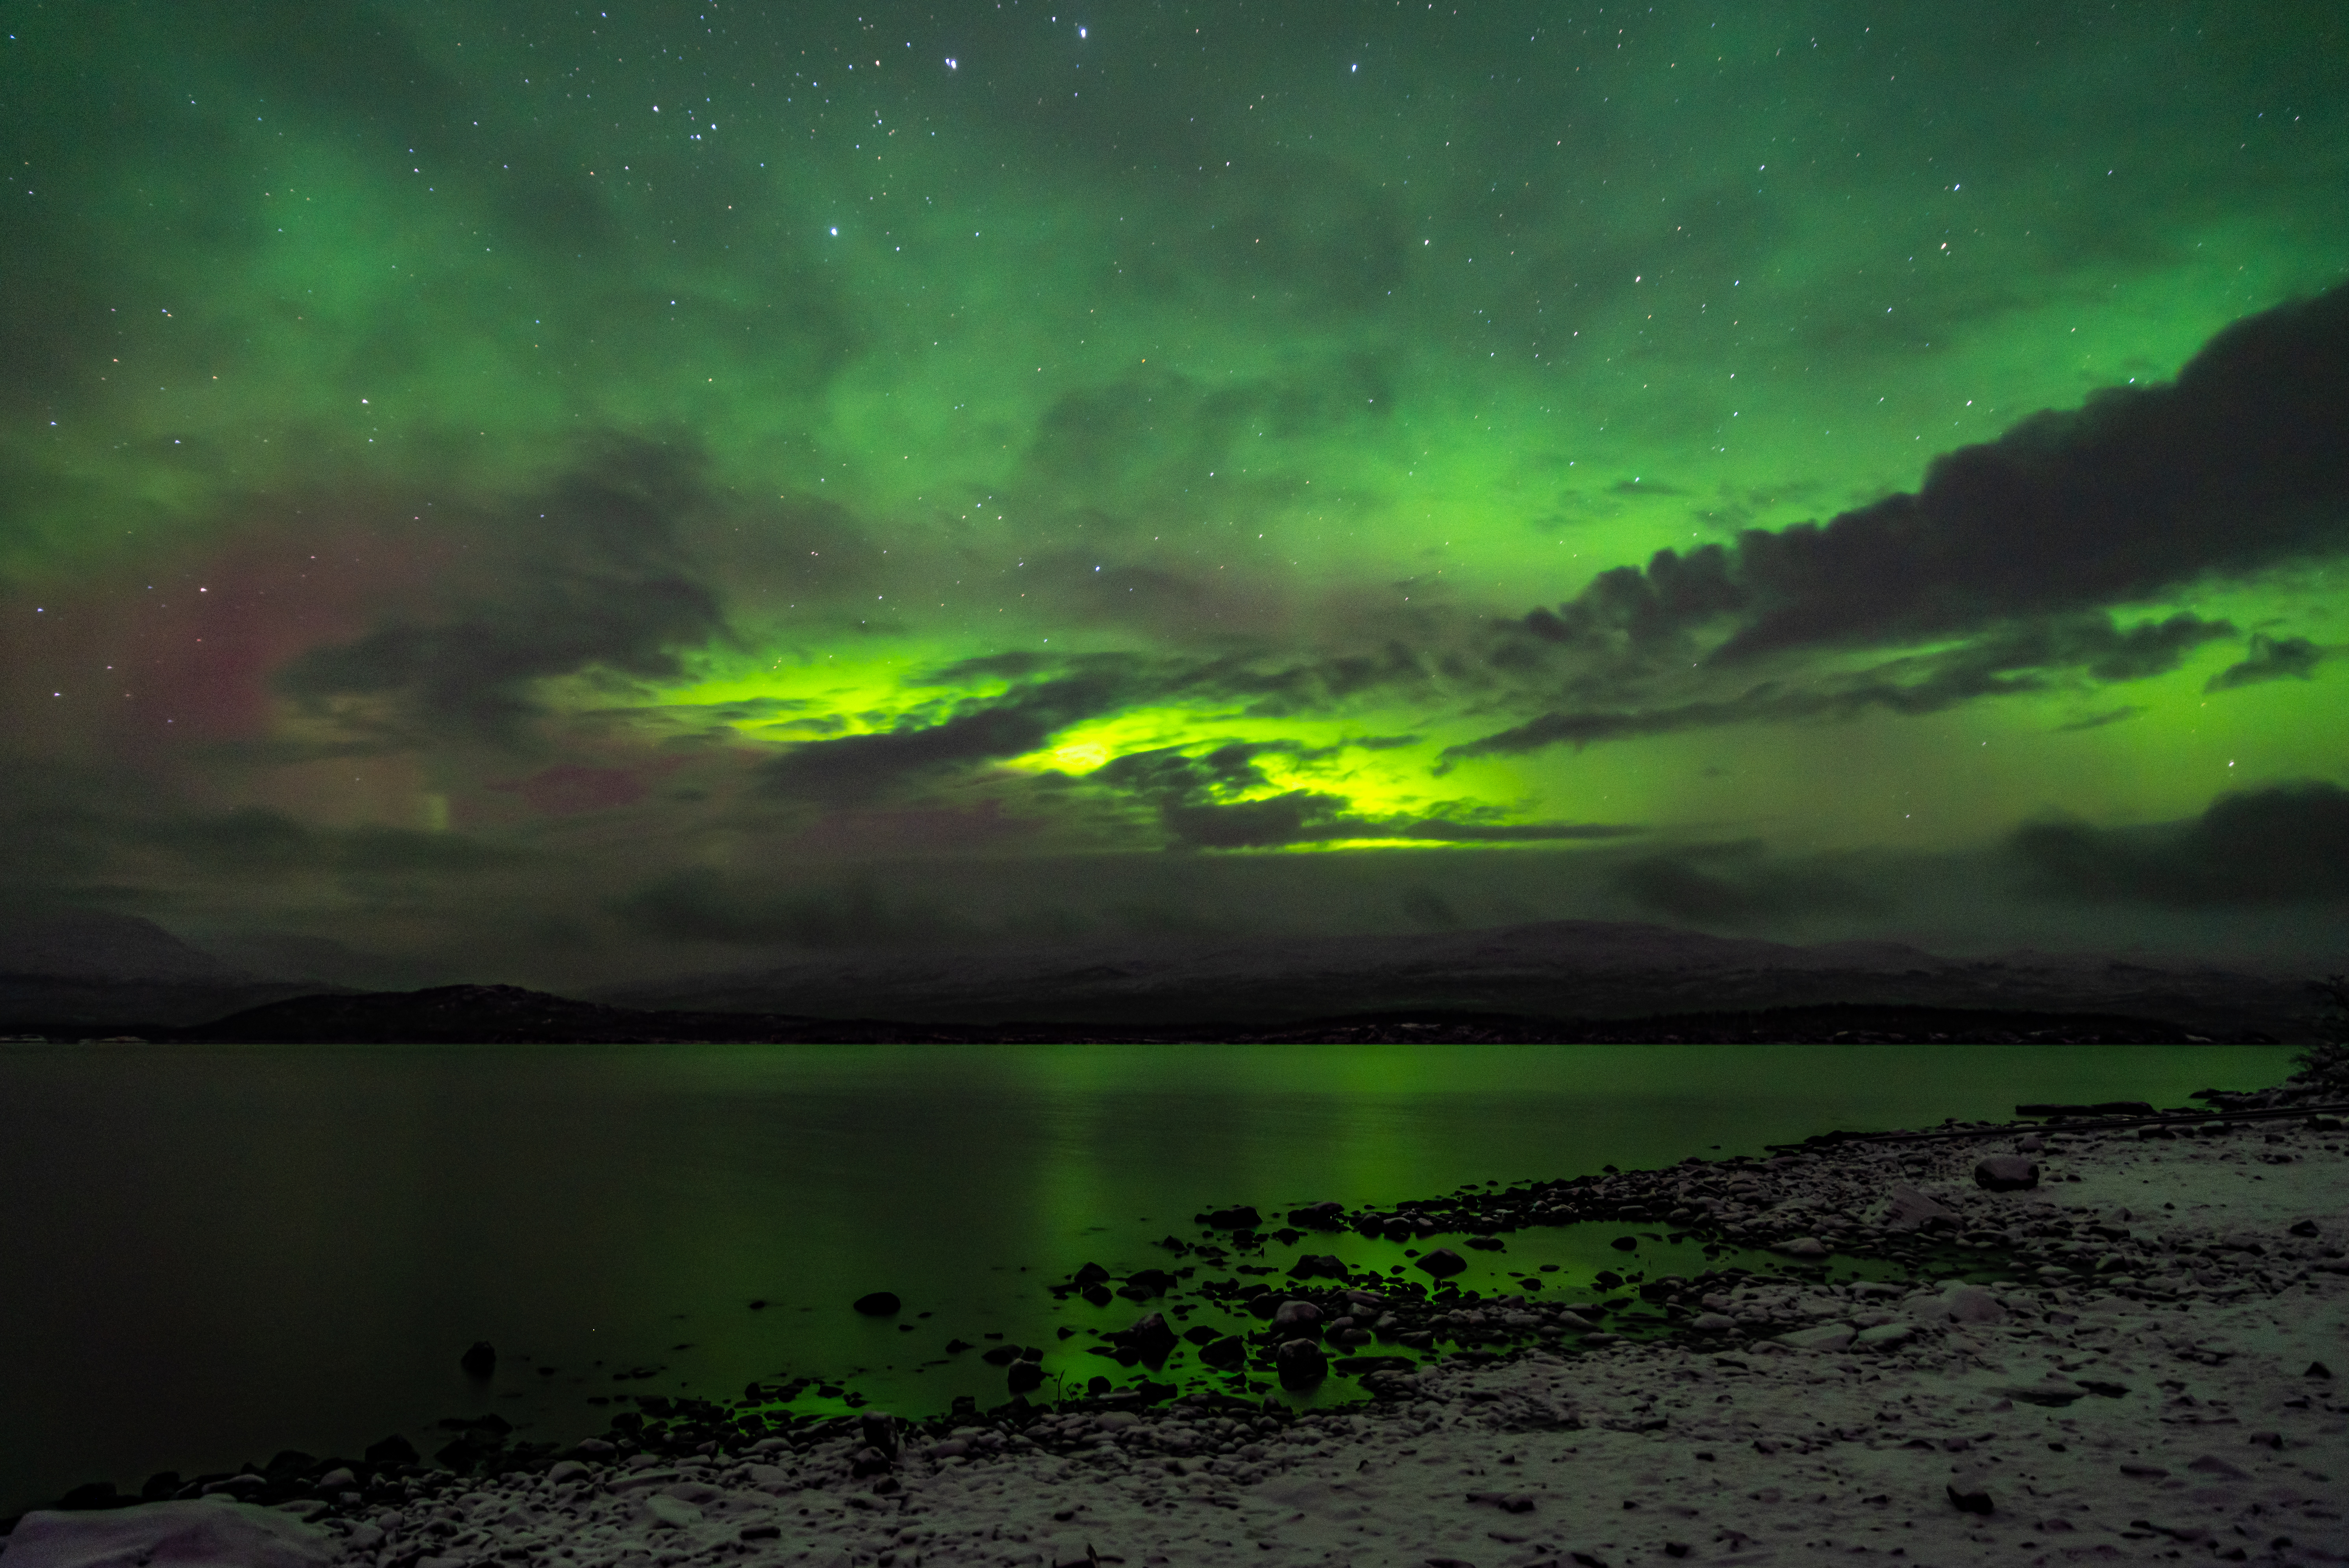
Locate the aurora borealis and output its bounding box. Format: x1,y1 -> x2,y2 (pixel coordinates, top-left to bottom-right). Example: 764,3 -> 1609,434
4,0 -> 2345,983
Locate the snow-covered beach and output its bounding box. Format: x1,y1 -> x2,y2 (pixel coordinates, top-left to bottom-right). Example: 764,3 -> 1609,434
7,1074 -> 2345,1568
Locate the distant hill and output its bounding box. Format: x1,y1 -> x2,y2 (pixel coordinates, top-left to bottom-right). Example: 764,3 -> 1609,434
0,909 -> 337,1028
0,913 -> 2319,1040
594,918 -> 2318,1039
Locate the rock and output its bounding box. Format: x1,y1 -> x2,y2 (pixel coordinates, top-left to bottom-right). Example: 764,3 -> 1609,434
1127,1312 -> 1180,1363
2187,1454 -> 2250,1479
1415,1248 -> 1468,1279
1940,1284 -> 2006,1324
1974,1155 -> 2040,1191
1072,1261 -> 1111,1286
1688,1313 -> 1739,1334
644,1494 -> 703,1529
1855,1323 -> 1914,1350
1287,1253 -> 1349,1279
0,1501 -> 334,1568
1006,1361 -> 1047,1395
2305,1361 -> 2333,1379
1777,1237 -> 1830,1259
1945,1474 -> 1995,1514
1270,1300 -> 1325,1336
2015,1133 -> 2046,1153
362,1434 -> 417,1465
852,1291 -> 902,1316
459,1341 -> 496,1378
1125,1267 -> 1177,1296
1609,1235 -> 1640,1251
1777,1322 -> 1855,1352
1198,1334 -> 1249,1369
1205,1205 -> 1262,1229
1275,1338 -> 1328,1388
861,1412 -> 900,1456
1884,1185 -> 1962,1233
2288,1219 -> 2321,1237
546,1460 -> 590,1484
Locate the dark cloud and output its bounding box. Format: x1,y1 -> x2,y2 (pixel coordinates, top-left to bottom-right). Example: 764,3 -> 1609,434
280,441 -> 726,741
611,868 -> 954,948
129,807 -> 516,878
2205,633 -> 2323,692
2054,706 -> 2145,733
1608,842 -> 1888,929
758,669 -> 1135,804
1453,613 -> 2232,757
2012,782 -> 2349,905
1517,282 -> 2349,664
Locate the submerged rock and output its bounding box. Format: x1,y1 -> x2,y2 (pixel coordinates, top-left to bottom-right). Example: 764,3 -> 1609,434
1275,1338 -> 1329,1388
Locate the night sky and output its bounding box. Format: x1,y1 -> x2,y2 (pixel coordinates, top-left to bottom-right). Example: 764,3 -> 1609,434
5,1 -> 2346,985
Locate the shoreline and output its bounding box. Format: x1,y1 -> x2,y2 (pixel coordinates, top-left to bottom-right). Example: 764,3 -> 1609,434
7,1070 -> 2346,1566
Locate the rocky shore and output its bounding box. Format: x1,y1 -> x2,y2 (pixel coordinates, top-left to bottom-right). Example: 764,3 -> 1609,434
7,1071 -> 2346,1567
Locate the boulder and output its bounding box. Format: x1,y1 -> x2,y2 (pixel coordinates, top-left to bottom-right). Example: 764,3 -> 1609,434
459,1341 -> 496,1378
1270,1300 -> 1325,1337
0,1501 -> 333,1568
362,1434 -> 417,1465
852,1291 -> 902,1316
1945,1472 -> 1995,1515
1275,1338 -> 1328,1388
1883,1185 -> 1962,1233
1124,1267 -> 1177,1296
1125,1312 -> 1180,1364
1777,1237 -> 1830,1259
1855,1323 -> 1914,1350
1973,1155 -> 2040,1192
1940,1284 -> 2006,1324
1777,1322 -> 1856,1352
1414,1248 -> 1468,1279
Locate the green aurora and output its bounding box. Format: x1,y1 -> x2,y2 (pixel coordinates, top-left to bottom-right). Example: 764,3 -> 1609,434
2,0 -> 2345,981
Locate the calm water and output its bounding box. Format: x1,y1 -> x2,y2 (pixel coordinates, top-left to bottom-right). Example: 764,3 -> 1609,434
0,1040 -> 2295,1512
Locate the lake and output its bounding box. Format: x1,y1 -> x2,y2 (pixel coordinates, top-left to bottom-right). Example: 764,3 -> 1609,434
0,1039 -> 2296,1512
